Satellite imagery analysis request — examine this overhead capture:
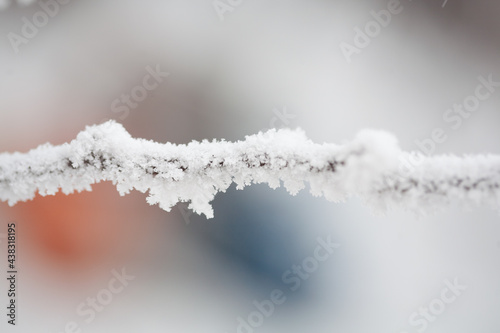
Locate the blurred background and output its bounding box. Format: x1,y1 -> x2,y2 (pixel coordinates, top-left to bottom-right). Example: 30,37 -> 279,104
0,0 -> 499,332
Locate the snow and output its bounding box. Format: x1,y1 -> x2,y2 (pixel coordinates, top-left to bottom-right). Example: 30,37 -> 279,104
0,120 -> 499,218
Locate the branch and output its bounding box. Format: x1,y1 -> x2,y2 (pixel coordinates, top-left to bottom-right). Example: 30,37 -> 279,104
1,121 -> 499,218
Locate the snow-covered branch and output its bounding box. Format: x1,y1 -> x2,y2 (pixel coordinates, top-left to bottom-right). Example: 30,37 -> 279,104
1,121 -> 499,218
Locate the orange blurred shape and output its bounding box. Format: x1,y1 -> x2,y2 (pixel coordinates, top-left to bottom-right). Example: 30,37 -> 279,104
11,181 -> 155,270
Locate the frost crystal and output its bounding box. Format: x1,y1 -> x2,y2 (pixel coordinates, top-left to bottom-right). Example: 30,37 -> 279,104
0,121 -> 499,218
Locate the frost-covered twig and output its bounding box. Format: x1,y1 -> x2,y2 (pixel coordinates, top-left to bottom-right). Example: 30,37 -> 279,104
0,121 -> 499,218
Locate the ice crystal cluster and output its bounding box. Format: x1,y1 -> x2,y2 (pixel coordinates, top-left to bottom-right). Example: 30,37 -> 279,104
0,121 -> 499,218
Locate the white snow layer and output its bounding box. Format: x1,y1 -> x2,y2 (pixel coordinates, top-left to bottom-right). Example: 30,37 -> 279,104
0,121 -> 499,218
